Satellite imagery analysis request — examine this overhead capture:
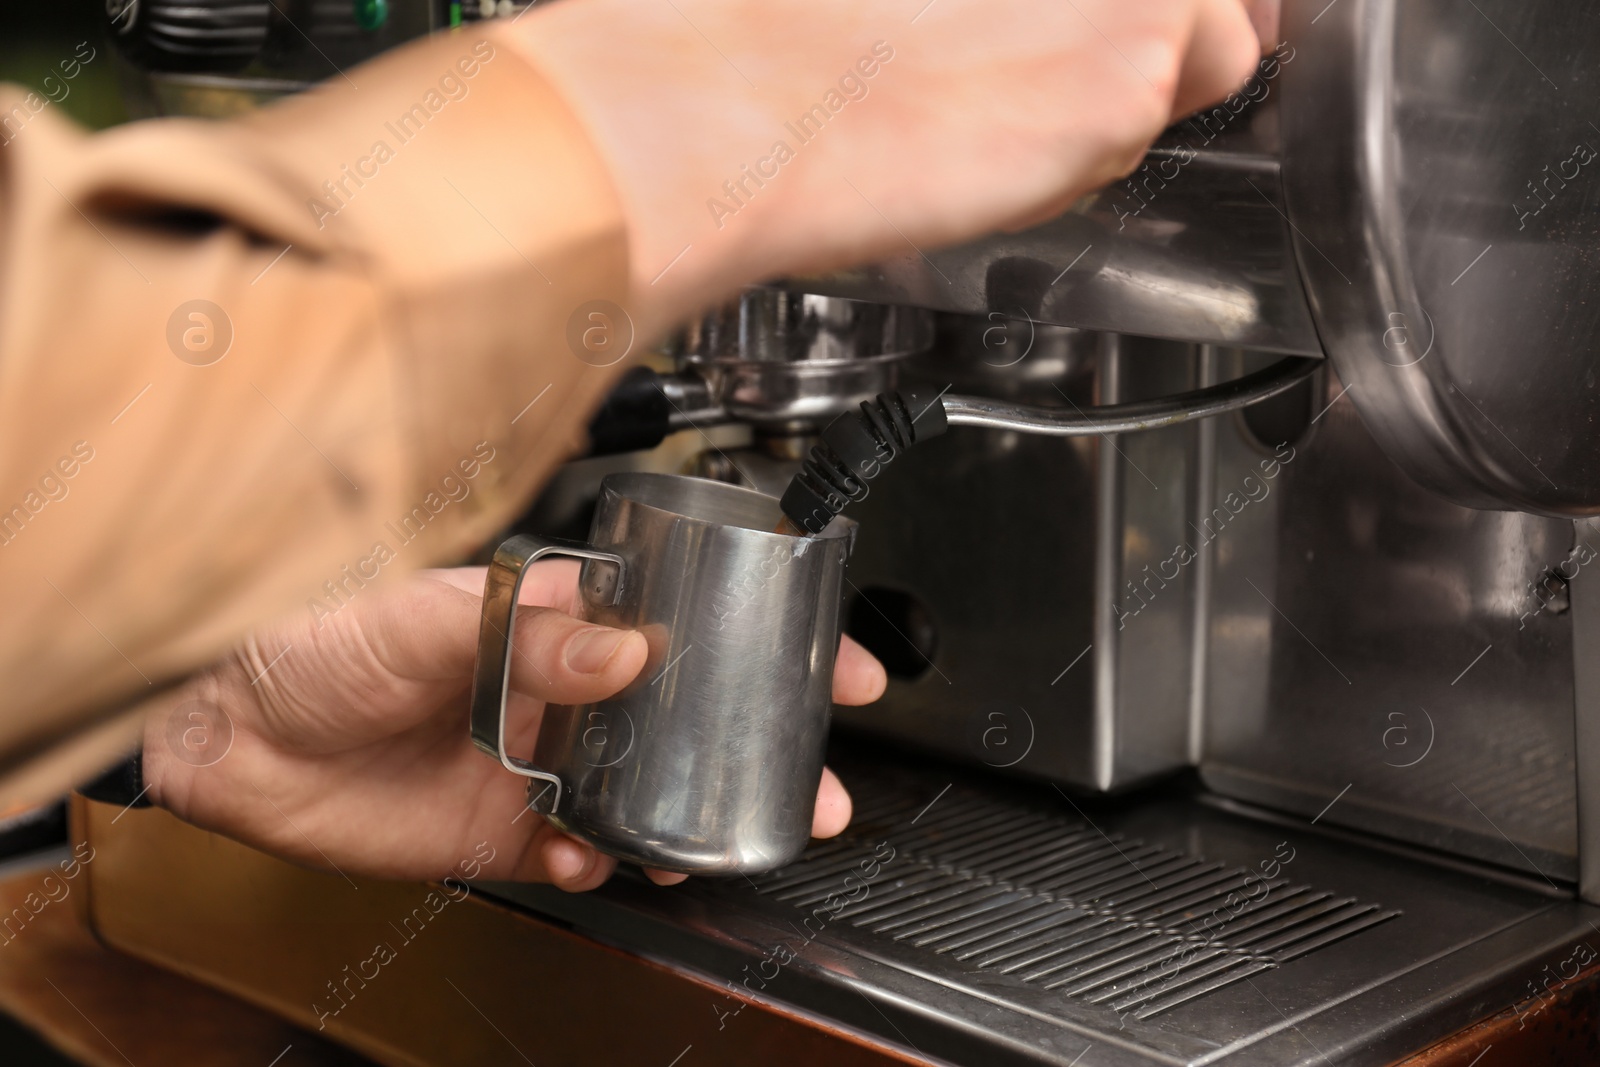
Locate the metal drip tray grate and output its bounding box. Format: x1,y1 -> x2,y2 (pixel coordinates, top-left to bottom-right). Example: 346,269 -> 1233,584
742,776 -> 1399,1020
493,751 -> 1591,1065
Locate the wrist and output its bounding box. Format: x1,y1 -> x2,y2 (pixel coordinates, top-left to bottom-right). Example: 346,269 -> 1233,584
502,3 -> 890,335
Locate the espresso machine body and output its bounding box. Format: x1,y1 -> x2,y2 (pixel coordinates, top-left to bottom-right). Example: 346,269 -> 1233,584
777,0 -> 1600,899
578,2 -> 1600,1059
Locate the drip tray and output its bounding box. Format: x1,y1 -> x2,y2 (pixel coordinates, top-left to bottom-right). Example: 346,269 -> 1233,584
484,753 -> 1600,1066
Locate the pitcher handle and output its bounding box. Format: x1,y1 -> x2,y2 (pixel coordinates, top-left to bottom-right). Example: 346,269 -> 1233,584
469,533 -> 626,815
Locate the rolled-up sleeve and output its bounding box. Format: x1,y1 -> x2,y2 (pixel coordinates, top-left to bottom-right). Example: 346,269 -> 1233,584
0,27 -> 629,801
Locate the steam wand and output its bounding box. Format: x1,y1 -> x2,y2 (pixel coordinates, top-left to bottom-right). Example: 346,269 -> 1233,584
776,355 -> 1320,535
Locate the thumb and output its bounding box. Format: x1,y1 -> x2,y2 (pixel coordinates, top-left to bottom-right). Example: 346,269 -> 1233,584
357,569 -> 647,705
501,603 -> 649,705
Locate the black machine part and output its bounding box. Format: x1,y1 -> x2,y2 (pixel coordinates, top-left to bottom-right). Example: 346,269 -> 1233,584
780,389 -> 952,536
585,366 -> 674,457
104,0 -> 273,73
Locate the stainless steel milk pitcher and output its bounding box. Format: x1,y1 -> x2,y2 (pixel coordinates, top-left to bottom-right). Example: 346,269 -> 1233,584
469,472 -> 856,874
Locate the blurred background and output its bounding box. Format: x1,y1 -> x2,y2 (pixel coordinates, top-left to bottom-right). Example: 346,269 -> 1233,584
2,5 -> 128,133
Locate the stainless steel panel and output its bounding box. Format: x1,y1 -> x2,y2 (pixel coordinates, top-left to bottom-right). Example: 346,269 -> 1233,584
1568,522 -> 1600,903
487,753 -> 1597,1066
830,328 -> 1199,792
1279,0 -> 1600,513
1201,361 -> 1579,881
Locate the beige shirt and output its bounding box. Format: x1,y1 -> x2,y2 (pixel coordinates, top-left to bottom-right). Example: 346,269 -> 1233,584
0,27 -> 630,804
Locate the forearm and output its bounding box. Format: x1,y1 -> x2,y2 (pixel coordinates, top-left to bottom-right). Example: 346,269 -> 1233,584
504,0 -> 1263,338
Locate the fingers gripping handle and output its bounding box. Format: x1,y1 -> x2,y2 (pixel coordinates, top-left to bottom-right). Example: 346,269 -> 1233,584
468,533 -> 626,816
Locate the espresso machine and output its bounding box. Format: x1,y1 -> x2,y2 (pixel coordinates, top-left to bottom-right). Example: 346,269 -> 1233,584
76,1 -> 1600,1064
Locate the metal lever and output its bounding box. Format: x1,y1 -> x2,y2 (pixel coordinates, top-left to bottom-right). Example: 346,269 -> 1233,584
939,355 -> 1320,435
780,355 -> 1320,533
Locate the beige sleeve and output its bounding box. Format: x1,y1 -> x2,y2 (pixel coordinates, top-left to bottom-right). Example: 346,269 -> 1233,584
0,27 -> 630,803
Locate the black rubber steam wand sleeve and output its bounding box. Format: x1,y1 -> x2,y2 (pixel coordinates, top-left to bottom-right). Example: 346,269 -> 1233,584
779,388 -> 949,535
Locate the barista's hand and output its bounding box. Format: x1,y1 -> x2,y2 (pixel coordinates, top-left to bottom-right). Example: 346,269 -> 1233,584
140,564 -> 886,892
508,0 -> 1280,337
